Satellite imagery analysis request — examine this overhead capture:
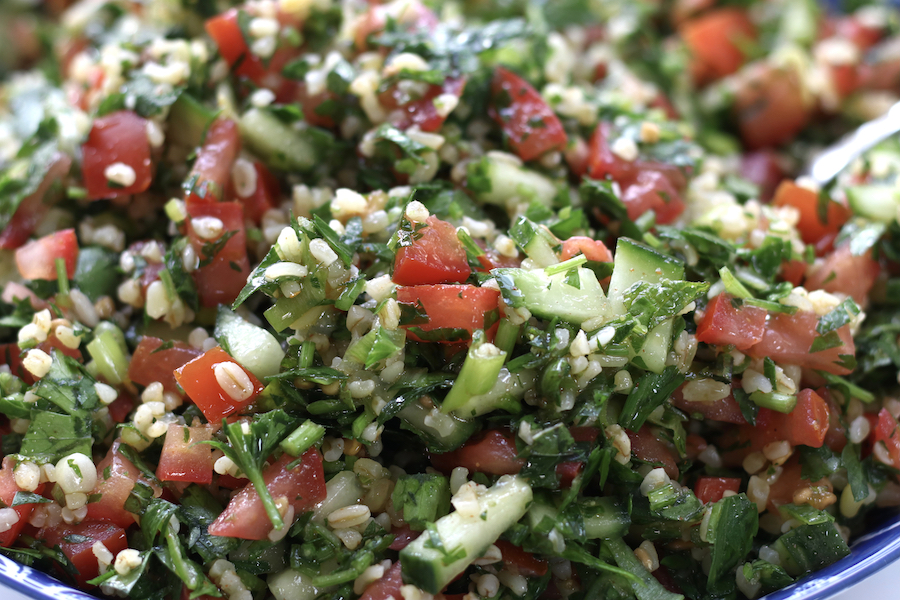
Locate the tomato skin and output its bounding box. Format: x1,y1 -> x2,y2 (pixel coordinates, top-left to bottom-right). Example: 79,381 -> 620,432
672,384 -> 748,425
873,408 -> 900,471
381,77 -> 467,133
208,449 -> 326,540
696,293 -> 767,351
493,540 -> 548,577
238,161 -> 280,223
86,440 -> 142,529
490,67 -> 567,161
387,524 -> 420,551
430,430 -> 523,475
174,346 -> 265,423
621,169 -> 686,224
745,310 -> 855,375
360,561 -> 403,600
128,336 -> 203,394
205,9 -> 265,81
0,456 -> 45,547
739,151 -> 784,201
745,389 -> 831,450
396,285 -> 501,343
694,477 -> 742,504
107,392 -> 135,424
156,424 -> 215,485
734,66 -> 811,150
680,8 -> 756,85
82,111 -> 153,200
626,426 -> 679,480
186,201 -> 251,308
393,216 -> 470,286
804,244 -> 879,305
38,520 -> 127,586
0,153 -> 71,250
559,237 -> 613,263
15,228 -> 78,281
772,181 -> 850,247
185,118 -> 241,205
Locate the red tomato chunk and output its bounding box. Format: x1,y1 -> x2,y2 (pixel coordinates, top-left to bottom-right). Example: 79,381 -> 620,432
694,477 -> 742,504
186,201 -> 251,308
396,284 -> 500,342
0,456 -> 45,547
745,310 -> 855,375
86,440 -> 144,529
745,388 -> 831,450
15,228 -> 78,281
392,215 -> 470,286
873,408 -> 900,470
696,293 -> 767,351
81,111 -> 153,200
185,118 -> 241,205
174,346 -> 265,422
38,520 -> 128,586
490,67 -> 567,161
208,449 -> 326,540
129,335 -> 203,394
430,429 -> 523,476
0,152 -> 71,250
680,8 -> 756,86
156,424 -> 215,485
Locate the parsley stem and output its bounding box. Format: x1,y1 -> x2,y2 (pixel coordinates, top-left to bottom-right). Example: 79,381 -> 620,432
544,254 -> 586,276
55,257 -> 70,307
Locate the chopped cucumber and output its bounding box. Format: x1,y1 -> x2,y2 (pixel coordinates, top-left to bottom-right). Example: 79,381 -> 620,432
508,217 -> 559,267
167,93 -> 216,149
398,401 -> 479,452
240,108 -> 316,172
493,267 -> 610,326
845,184 -> 900,223
400,475 -> 533,594
268,568 -> 325,600
608,238 -> 685,373
312,471 -> 363,522
467,155 -> 558,209
215,306 -> 285,379
582,497 -> 631,539
449,367 -> 531,418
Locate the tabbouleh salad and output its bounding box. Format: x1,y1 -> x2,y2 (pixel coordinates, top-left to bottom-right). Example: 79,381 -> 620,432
1,0 -> 900,599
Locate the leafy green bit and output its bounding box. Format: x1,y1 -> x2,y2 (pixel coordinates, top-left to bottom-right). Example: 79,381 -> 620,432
623,279 -> 709,333
164,238 -> 200,310
11,492 -> 51,507
619,366 -> 685,431
817,298 -> 860,336
0,142 -> 63,235
741,560 -> 794,596
841,443 -> 869,503
20,411 -> 92,465
772,523 -> 850,577
371,124 -> 429,165
706,494 -> 758,594
205,410 -> 300,530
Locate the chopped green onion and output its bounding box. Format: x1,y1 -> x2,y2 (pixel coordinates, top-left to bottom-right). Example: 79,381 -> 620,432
280,419 -> 325,457
748,391 -> 797,413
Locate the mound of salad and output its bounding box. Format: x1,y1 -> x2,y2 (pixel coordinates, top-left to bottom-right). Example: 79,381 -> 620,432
1,0 -> 900,599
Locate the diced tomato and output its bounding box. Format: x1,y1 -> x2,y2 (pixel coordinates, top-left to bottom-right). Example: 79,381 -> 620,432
380,77 -> 467,133
620,169 -> 686,224
745,310 -> 855,375
128,336 -> 203,394
830,15 -> 884,51
360,561 -> 404,600
772,181 -> 850,247
430,430 -> 523,475
0,344 -> 25,382
107,392 -> 135,424
694,477 -> 742,504
86,440 -> 141,528
185,118 -> 241,205
387,524 -> 420,550
739,151 -> 784,202
208,449 -> 326,540
156,424 -> 215,485
696,293 -> 767,350
15,228 -> 78,281
490,67 -> 567,161
672,384 -> 748,425
559,237 -> 613,263
205,9 -> 266,82
680,8 -> 756,86
38,520 -> 127,586
744,389 -> 831,450
626,426 -> 679,480
555,461 -> 582,488
174,346 -> 265,422
1,282 -> 47,310
831,63 -> 860,99
766,455 -> 833,513
290,81 -> 337,128
237,161 -> 280,223
671,0 -> 716,26
82,111 -> 153,200
564,136 -> 590,179
392,216 -> 470,285
734,65 -> 811,150
0,456 -> 45,547
686,434 -> 709,460
476,247 -> 522,271
0,152 -> 71,250
186,201 -> 251,307
781,259 -> 807,287
494,540 -> 548,577
804,244 -> 879,305
396,285 -> 500,343
873,408 -> 900,471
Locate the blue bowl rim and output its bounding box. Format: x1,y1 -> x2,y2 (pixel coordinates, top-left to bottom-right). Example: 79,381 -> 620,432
0,512 -> 898,600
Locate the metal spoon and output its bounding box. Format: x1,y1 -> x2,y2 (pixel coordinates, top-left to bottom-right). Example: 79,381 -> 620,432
806,100 -> 900,185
